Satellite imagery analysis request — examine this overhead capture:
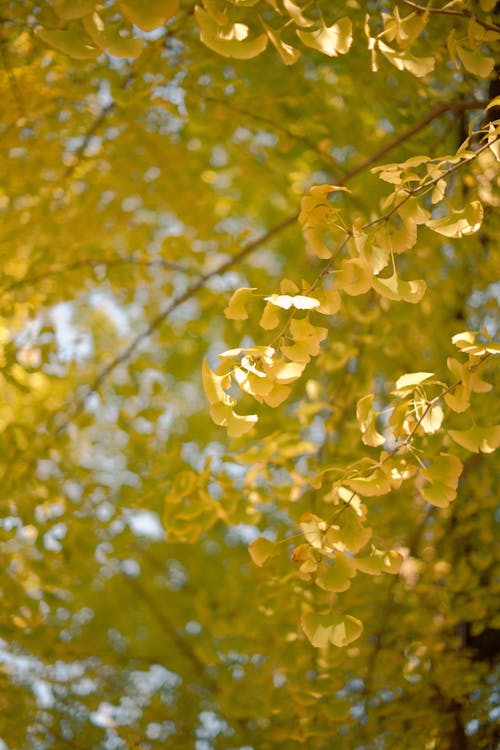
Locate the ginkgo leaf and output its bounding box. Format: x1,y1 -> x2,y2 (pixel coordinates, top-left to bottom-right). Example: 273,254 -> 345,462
421,453 -> 463,508
448,425 -> 500,454
283,0 -> 314,28
265,293 -> 320,310
356,394 -> 385,447
302,611 -> 363,648
248,537 -> 279,566
335,258 -> 372,296
427,201 -> 483,238
36,27 -> 100,59
420,404 -> 444,434
345,471 -> 391,497
224,287 -> 256,320
262,383 -> 292,407
372,272 -> 426,304
83,12 -> 144,57
315,552 -> 357,592
394,371 -> 434,392
456,45 -> 494,77
195,6 -> 268,58
355,547 -> 403,575
264,359 -> 306,384
209,402 -> 258,438
338,508 -> 372,553
264,23 -> 301,65
119,0 -> 179,31
314,288 -> 342,315
202,360 -> 233,405
259,301 -> 281,330
297,17 -> 352,57
52,0 -> 96,19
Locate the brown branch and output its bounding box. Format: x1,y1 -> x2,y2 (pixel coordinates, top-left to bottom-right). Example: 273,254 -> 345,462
394,0 -> 500,33
53,101 -> 486,430
53,211 -> 299,433
201,95 -> 341,170
344,100 -> 487,184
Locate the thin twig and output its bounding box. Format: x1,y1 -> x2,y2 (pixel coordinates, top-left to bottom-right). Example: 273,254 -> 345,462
394,0 -> 500,33
53,102 -> 489,430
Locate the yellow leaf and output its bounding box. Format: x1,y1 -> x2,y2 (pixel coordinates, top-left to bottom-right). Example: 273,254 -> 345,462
283,0 -> 314,28
427,201 -> 483,237
355,547 -> 403,575
248,537 -> 279,567
302,611 -> 363,648
345,470 -> 391,497
456,45 -> 494,77
265,293 -> 320,310
335,258 -> 372,296
394,371 -> 434,392
83,12 -> 144,57
202,360 -> 233,405
224,287 -> 256,320
36,27 -> 100,59
52,0 -> 96,19
195,6 -> 268,59
314,288 -> 341,315
209,402 -> 258,437
264,359 -> 306,384
421,453 -> 463,508
448,425 -> 500,454
356,394 -> 385,447
315,552 -> 357,592
264,23 -> 301,65
259,301 -> 281,330
297,17 -> 352,57
119,0 -> 179,31
372,271 -> 426,304
262,383 -> 291,407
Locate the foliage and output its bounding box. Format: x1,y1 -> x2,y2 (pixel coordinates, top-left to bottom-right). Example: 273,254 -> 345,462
0,1 -> 499,748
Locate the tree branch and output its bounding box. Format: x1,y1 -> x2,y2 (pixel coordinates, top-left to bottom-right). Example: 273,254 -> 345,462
394,0 -> 500,34
53,101 -> 489,431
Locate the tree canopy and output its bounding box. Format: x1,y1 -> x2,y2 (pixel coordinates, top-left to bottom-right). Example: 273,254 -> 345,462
1,1 -> 499,748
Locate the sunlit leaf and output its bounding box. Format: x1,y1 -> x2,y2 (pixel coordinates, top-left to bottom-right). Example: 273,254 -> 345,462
248,537 -> 279,566
427,201 -> 483,238
448,425 -> 500,454
302,611 -> 363,648
297,17 -> 352,57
